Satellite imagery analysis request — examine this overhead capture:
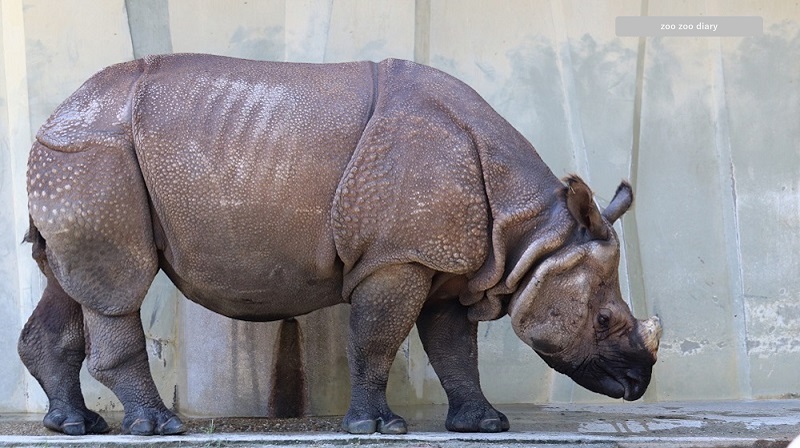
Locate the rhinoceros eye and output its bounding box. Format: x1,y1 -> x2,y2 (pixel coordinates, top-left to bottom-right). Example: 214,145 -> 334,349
596,311 -> 611,331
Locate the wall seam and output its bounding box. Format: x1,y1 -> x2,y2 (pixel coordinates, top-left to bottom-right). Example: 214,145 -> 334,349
627,0 -> 649,318
122,0 -> 138,58
321,0 -> 332,62
549,0 -> 589,181
621,0 -> 654,401
123,0 -> 173,59
414,0 -> 431,66
709,35 -> 751,399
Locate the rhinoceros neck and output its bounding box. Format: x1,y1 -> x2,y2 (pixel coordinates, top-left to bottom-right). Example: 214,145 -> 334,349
501,198 -> 576,291
463,183 -> 575,321
461,97 -> 574,296
442,80 -> 581,322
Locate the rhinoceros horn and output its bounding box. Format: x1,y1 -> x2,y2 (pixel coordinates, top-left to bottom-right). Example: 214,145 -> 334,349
638,315 -> 663,360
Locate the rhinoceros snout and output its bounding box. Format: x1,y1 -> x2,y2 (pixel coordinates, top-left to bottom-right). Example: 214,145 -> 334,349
622,367 -> 650,401
638,316 -> 663,361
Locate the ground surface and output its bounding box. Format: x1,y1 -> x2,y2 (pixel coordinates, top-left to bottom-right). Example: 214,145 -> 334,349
1,400 -> 799,447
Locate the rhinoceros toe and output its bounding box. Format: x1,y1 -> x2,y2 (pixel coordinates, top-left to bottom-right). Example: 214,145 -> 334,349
376,416 -> 408,434
343,418 -> 377,434
342,411 -> 408,434
43,406 -> 109,435
446,401 -> 510,433
122,410 -> 185,435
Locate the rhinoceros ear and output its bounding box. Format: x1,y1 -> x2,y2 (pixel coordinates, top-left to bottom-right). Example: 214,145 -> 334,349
565,175 -> 608,240
601,180 -> 633,224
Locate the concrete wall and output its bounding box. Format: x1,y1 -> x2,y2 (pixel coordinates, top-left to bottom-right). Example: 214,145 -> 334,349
1,0 -> 798,416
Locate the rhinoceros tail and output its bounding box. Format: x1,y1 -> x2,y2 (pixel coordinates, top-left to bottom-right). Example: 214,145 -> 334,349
23,215 -> 49,275
22,215 -> 40,244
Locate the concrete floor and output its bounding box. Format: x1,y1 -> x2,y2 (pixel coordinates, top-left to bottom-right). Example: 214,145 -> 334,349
1,399 -> 799,447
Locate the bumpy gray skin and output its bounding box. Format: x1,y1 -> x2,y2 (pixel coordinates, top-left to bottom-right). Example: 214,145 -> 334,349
19,54 -> 660,436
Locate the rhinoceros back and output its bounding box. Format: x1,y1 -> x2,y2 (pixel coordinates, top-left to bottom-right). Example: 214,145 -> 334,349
131,54 -> 377,318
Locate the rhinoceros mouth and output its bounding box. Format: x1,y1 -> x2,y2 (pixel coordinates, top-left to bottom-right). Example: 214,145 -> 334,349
585,370 -> 646,401
621,370 -> 648,401
535,345 -> 653,401
617,362 -> 651,401
571,359 -> 650,401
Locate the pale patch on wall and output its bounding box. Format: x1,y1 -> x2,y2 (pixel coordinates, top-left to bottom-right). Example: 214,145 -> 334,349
745,297 -> 800,357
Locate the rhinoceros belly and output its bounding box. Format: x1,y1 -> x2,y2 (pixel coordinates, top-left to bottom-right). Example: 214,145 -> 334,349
132,55 -> 376,320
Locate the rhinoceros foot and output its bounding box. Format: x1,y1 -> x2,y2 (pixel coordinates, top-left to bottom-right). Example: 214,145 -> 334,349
43,404 -> 109,435
445,401 -> 510,433
342,412 -> 408,434
121,410 -> 185,436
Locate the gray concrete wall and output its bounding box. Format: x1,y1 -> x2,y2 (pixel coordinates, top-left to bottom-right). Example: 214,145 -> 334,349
1,0 -> 798,417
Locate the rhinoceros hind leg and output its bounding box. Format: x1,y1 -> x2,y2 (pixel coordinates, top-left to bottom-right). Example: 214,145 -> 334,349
416,300 -> 510,433
28,137 -> 169,434
342,264 -> 433,434
18,275 -> 109,435
82,308 -> 185,436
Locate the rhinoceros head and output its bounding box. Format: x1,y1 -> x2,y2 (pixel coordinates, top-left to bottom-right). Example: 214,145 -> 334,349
507,176 -> 661,401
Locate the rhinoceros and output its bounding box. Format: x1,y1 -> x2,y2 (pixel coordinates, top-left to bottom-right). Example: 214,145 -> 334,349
18,53 -> 662,436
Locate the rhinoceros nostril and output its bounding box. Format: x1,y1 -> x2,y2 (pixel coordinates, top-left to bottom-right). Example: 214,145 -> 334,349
622,371 -> 645,401
627,368 -> 643,379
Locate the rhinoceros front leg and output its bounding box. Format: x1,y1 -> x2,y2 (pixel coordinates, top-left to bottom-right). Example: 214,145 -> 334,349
343,264 -> 433,434
82,308 -> 184,435
416,300 -> 509,432
18,279 -> 108,435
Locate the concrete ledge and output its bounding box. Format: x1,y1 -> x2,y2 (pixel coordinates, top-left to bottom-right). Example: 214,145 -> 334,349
0,431 -> 792,448
2,400 -> 799,447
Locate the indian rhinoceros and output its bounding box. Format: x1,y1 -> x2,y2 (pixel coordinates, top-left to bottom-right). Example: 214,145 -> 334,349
18,53 -> 662,436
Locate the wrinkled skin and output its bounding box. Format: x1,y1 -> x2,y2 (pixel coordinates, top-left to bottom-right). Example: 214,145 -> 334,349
18,54 -> 661,436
